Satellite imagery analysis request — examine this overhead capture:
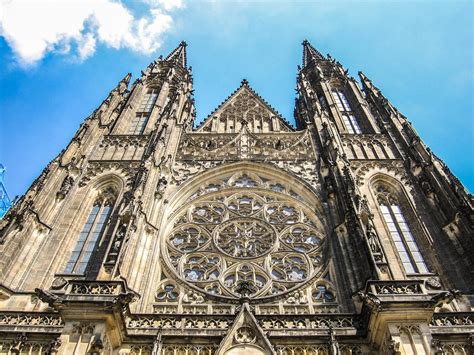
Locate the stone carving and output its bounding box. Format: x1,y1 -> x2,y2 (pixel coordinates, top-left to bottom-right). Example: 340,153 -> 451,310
196,84 -> 292,134
155,176 -> 168,199
51,277 -> 68,290
285,290 -> 308,305
104,222 -> 128,267
259,315 -> 357,330
215,218 -> 276,258
46,337 -> 62,354
56,175 -> 74,201
79,161 -> 141,187
171,161 -> 222,185
70,282 -> 121,295
350,160 -> 408,186
182,290 -> 205,304
99,134 -> 149,149
177,130 -> 314,164
275,345 -> 329,354
365,217 -> 387,267
234,326 -> 256,344
156,283 -> 180,302
0,313 -> 64,327
342,133 -> 398,160
72,322 -> 95,335
270,160 -> 319,188
373,282 -> 423,295
126,316 -> 179,329
88,337 -> 104,353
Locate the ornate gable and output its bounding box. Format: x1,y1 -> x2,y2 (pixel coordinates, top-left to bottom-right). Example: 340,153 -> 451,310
216,303 -> 276,355
196,80 -> 293,133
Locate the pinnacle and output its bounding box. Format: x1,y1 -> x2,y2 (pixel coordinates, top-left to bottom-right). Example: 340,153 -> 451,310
164,41 -> 188,68
240,79 -> 249,86
302,39 -> 325,67
122,72 -> 132,84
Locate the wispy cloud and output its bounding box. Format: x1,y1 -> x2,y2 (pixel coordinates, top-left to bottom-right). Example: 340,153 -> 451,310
144,0 -> 185,11
0,0 -> 185,66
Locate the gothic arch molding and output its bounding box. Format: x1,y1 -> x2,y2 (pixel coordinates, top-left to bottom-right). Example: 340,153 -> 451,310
353,161 -> 412,191
167,161 -> 325,217
365,173 -> 434,278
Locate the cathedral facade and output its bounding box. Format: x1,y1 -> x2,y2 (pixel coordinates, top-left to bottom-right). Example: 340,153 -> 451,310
0,41 -> 472,354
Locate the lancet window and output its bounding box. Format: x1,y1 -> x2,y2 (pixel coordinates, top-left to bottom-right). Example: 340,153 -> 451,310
127,88 -> 158,134
64,192 -> 115,274
331,90 -> 362,134
128,113 -> 149,135
375,185 -> 428,274
163,171 -> 328,301
138,88 -> 159,113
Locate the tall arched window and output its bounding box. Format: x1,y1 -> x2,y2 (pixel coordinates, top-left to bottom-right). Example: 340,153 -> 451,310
138,88 -> 159,113
128,114 -> 148,134
331,90 -> 362,134
64,193 -> 115,274
127,88 -> 159,135
375,185 -> 428,274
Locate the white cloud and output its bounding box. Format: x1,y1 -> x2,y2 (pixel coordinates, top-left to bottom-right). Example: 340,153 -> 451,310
0,0 -> 181,66
145,0 -> 185,11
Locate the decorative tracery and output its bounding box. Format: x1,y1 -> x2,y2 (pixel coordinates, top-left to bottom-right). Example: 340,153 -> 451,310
162,170 -> 328,301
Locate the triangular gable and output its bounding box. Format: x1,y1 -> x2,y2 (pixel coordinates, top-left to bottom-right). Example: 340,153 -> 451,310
196,80 -> 294,133
216,302 -> 276,355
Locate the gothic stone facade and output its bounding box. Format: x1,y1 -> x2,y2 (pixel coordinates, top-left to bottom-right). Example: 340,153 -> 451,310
0,41 -> 473,354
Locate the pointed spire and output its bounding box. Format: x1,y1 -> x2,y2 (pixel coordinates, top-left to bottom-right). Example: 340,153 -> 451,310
302,39 -> 325,67
116,72 -> 131,92
165,40 -> 187,68
121,72 -> 132,86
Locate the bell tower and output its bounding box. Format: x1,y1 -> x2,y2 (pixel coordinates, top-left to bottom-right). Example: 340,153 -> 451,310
296,39 -> 474,353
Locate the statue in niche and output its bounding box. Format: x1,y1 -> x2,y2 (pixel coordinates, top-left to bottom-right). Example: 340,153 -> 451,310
56,175 -> 74,201
155,176 -> 168,200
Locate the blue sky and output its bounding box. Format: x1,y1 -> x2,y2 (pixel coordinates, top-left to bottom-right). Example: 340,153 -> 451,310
0,0 -> 473,198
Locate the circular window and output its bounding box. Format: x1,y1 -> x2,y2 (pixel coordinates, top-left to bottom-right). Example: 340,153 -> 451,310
163,172 -> 327,301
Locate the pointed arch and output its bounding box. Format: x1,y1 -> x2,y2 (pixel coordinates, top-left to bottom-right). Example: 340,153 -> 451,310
61,174 -> 124,276
368,174 -> 429,275
168,162 -> 325,217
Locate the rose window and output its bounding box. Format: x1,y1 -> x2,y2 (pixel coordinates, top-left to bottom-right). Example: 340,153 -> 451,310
163,172 -> 327,301
215,218 -> 275,258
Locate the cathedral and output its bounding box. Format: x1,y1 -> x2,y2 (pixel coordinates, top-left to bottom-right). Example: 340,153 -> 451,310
0,40 -> 472,354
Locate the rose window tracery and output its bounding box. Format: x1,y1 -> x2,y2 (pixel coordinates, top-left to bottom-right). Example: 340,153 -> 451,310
215,218 -> 275,258
163,171 -> 327,301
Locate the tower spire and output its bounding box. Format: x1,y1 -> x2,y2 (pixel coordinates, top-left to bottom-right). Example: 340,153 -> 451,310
164,40 -> 187,68
302,39 -> 325,68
